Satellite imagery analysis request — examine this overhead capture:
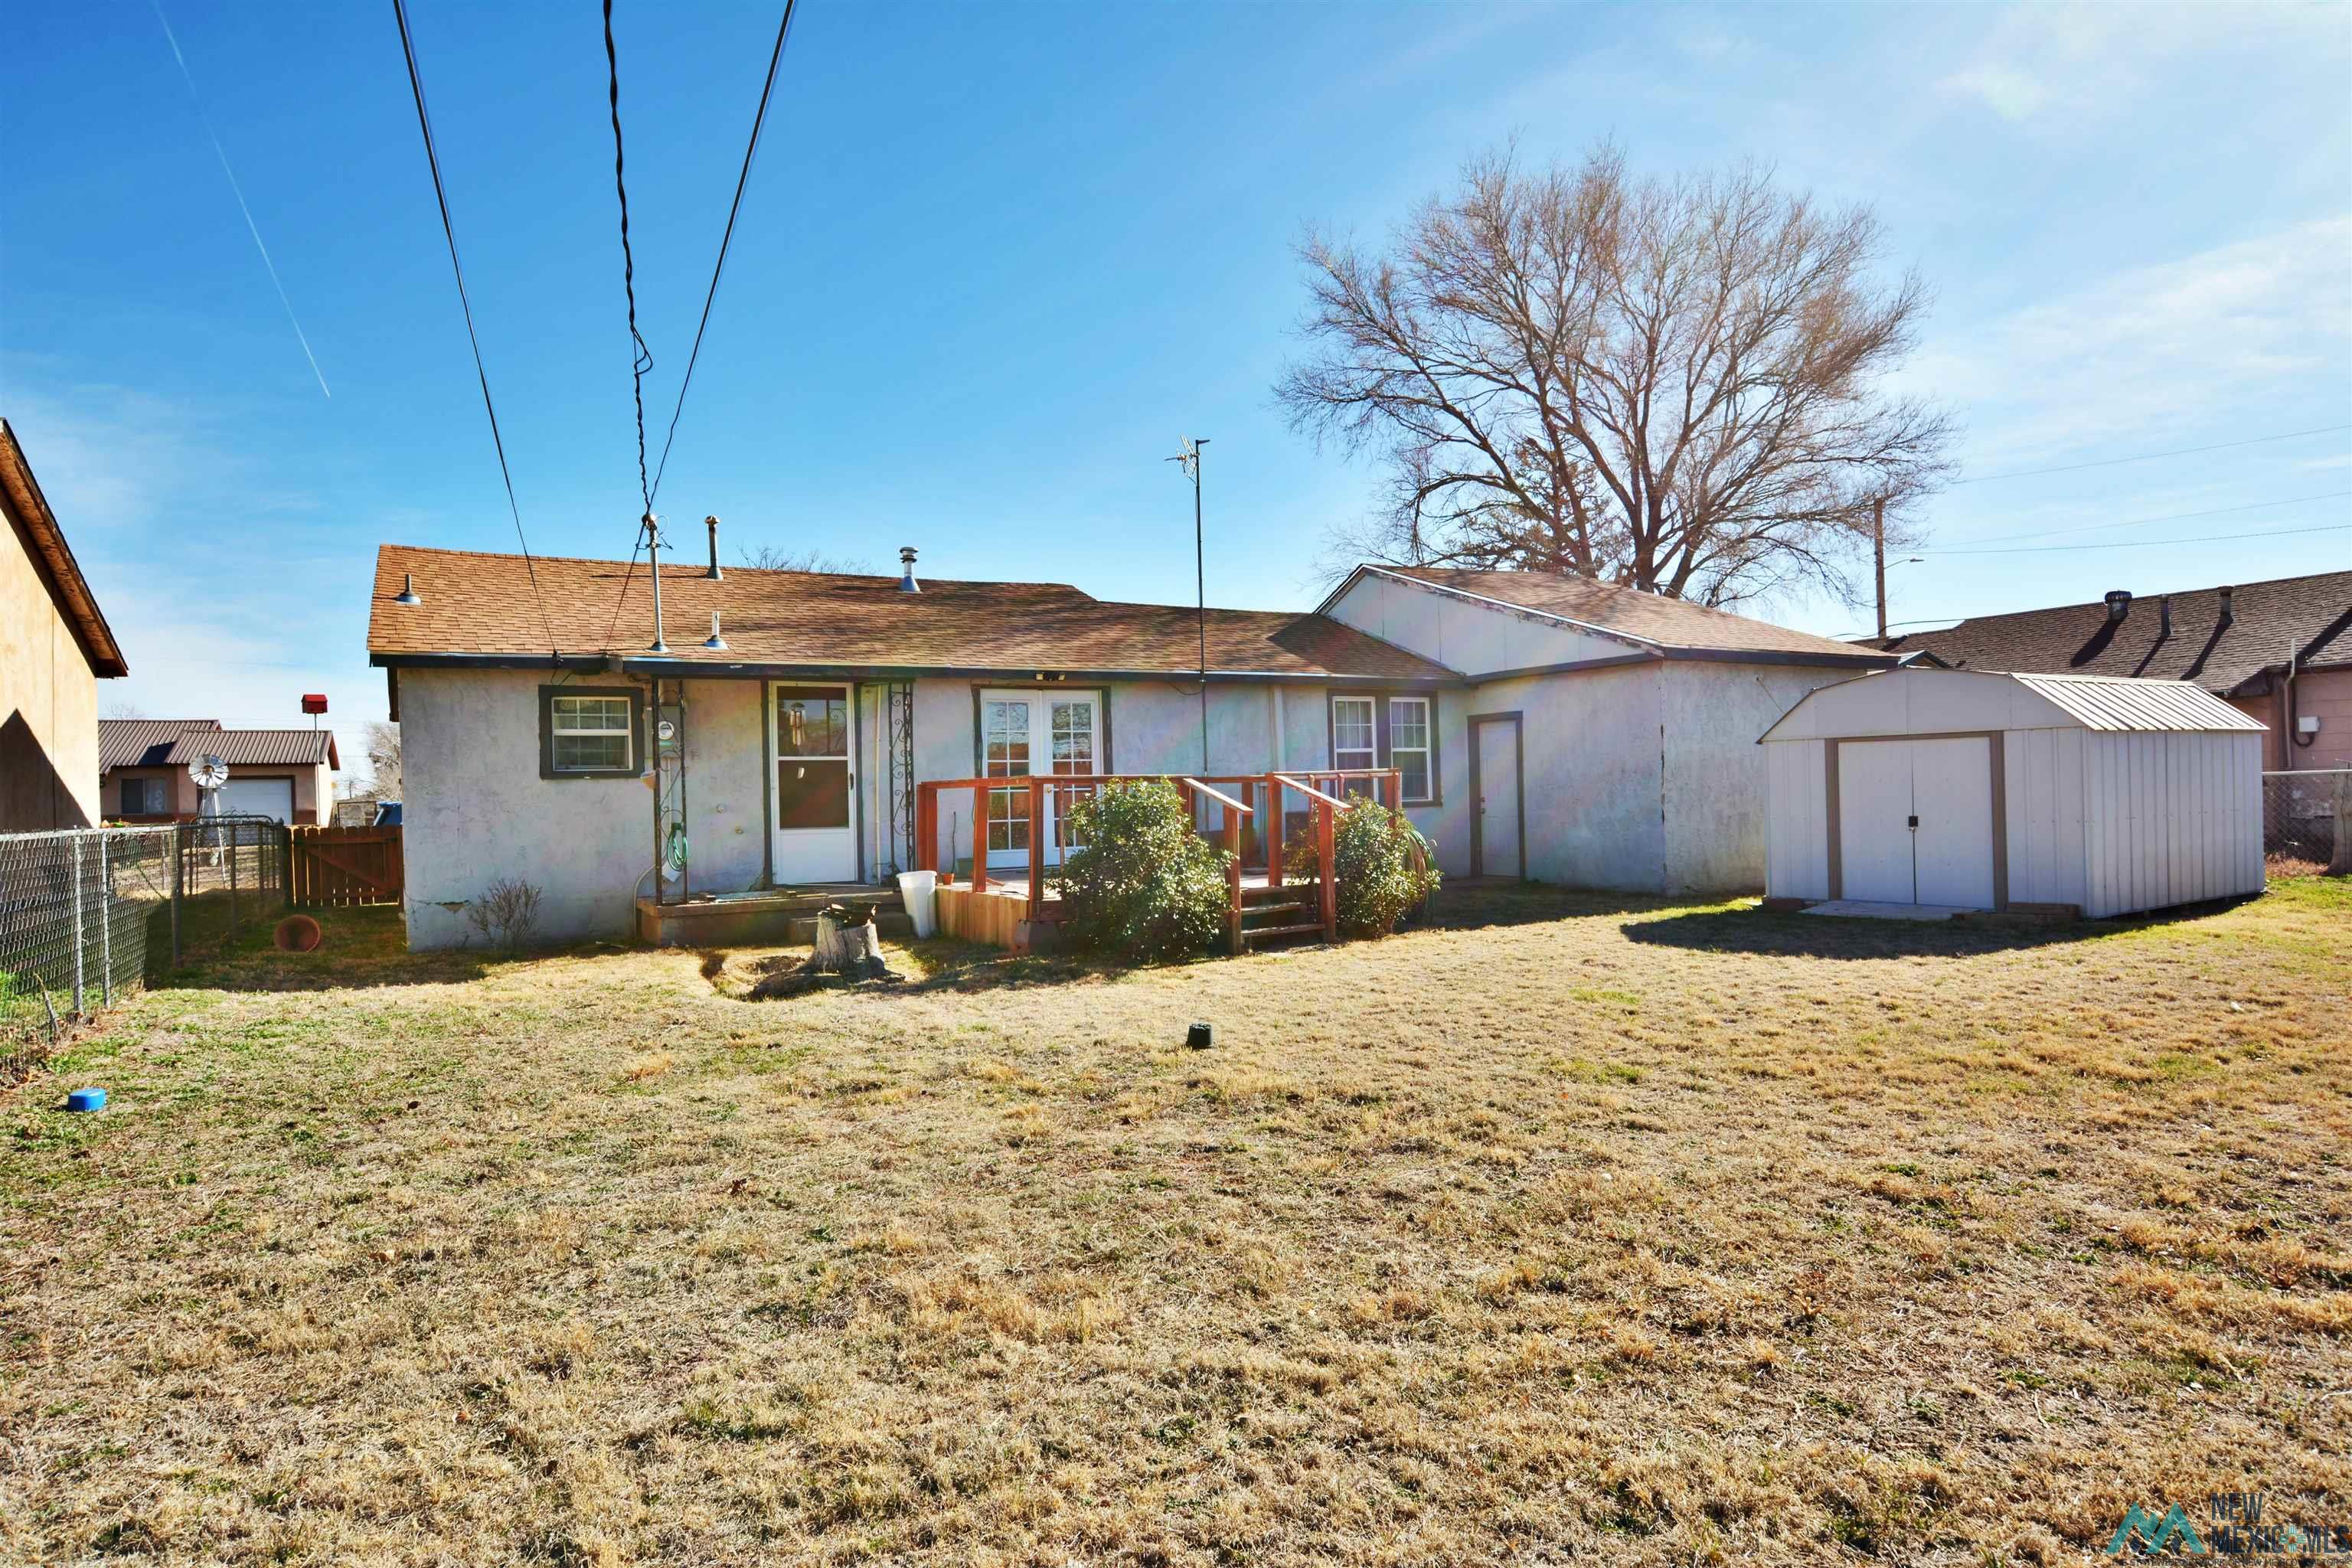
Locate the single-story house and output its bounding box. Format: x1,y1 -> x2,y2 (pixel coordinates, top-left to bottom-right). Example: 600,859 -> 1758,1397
2,419 -> 128,831
98,719 -> 339,824
368,540 -> 1901,949
1880,571 -> 2352,773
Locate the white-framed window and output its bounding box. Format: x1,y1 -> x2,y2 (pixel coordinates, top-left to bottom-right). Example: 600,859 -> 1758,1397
1332,696 -> 1376,772
1389,696 -> 1432,804
550,694 -> 632,773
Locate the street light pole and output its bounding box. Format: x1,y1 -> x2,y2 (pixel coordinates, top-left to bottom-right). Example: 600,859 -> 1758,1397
1168,438 -> 1210,772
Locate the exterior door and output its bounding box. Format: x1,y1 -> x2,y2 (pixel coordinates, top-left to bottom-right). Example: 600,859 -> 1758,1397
1910,737 -> 1995,907
1472,715 -> 1523,879
1837,741 -> 1916,903
771,684 -> 858,884
979,690 -> 1101,871
220,776 -> 295,822
1836,737 -> 1997,908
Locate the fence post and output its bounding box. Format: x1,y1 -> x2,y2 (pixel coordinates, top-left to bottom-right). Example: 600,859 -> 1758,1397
229,823 -> 239,936
171,822 -> 183,969
70,833 -> 86,1014
2334,773 -> 2352,877
97,831 -> 112,1007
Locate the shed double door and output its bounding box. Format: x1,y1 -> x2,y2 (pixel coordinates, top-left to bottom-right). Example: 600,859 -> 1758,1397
1837,737 -> 1997,908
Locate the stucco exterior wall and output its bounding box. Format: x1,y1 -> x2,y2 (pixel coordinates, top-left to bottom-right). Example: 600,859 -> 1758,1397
2,517 -> 103,831
2281,668 -> 2352,772
1659,661 -> 1855,894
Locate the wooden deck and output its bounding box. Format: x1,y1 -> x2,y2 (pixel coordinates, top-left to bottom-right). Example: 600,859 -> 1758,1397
635,884 -> 906,948
933,872 -> 1331,953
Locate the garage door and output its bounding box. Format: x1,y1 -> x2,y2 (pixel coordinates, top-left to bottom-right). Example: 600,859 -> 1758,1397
220,777 -> 295,822
1836,738 -> 1996,908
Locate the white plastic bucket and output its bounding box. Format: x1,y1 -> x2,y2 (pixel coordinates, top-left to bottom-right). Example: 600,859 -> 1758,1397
895,869 -> 939,938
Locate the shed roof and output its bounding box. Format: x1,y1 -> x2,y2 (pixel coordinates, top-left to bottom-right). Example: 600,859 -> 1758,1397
1758,667 -> 2265,743
368,544 -> 1459,683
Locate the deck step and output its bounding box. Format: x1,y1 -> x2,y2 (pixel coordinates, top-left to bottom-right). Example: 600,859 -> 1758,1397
1240,902 -> 1311,925
1243,922 -> 1328,945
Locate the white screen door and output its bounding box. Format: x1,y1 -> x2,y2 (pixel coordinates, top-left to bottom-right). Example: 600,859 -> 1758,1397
772,683 -> 858,883
979,690 -> 1100,871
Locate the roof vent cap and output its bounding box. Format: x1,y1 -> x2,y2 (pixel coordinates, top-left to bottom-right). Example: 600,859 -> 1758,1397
394,573 -> 422,606
2103,590 -> 2132,623
2217,585 -> 2235,626
703,611 -> 727,652
899,546 -> 920,594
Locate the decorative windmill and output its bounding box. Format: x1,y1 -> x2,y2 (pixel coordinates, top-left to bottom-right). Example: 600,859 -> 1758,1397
188,753 -> 230,862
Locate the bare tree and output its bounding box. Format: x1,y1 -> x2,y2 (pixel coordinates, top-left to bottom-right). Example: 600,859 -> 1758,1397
1279,145 -> 1955,609
737,543 -> 874,575
362,720 -> 402,800
100,699 -> 148,720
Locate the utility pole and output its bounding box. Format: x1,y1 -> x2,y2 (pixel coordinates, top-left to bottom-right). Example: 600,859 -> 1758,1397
1873,495 -> 1888,644
1168,438 -> 1210,771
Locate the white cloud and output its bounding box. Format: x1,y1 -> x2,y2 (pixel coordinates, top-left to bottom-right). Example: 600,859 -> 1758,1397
1906,215 -> 2352,469
1941,65 -> 2048,123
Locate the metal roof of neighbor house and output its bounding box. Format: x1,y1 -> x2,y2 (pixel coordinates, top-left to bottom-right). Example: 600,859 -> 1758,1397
1879,571 -> 2352,696
2,419 -> 129,678
163,730 -> 339,769
367,544 -> 1460,682
2011,672 -> 2267,733
1334,565 -> 1895,664
98,719 -> 224,769
100,720 -> 337,771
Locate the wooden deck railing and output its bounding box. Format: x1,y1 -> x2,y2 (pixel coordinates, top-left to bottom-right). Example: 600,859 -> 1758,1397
913,769 -> 1403,951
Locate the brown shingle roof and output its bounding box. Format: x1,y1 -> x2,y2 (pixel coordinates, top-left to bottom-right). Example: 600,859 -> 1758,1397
163,730 -> 338,770
368,545 -> 1457,681
98,719 -> 224,770
1363,566 -> 1891,662
1880,572 -> 2352,696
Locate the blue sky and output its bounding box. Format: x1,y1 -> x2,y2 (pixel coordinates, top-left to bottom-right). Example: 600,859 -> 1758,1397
5,2 -> 2347,774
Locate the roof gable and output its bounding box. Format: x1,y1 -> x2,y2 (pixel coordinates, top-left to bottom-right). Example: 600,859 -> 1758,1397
1325,565 -> 1895,666
2,420 -> 128,678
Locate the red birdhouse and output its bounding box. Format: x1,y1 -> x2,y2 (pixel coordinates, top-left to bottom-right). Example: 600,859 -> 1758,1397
301,694 -> 328,715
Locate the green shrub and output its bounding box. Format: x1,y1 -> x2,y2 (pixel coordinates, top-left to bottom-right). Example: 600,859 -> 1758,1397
1050,781 -> 1233,961
1284,802 -> 1442,938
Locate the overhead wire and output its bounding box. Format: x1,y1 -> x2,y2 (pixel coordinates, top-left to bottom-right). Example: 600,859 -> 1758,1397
1922,522 -> 2347,555
1950,423 -> 2350,485
1938,489 -> 2352,548
603,0 -> 655,518
391,0 -> 559,662
648,0 -> 798,505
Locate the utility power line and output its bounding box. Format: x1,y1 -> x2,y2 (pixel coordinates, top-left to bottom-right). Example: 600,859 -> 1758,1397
603,0 -> 655,516
1951,423 -> 2350,485
152,1 -> 330,398
1947,489 -> 2352,548
392,0 -> 558,661
649,0 -> 799,505
1922,522 -> 2348,556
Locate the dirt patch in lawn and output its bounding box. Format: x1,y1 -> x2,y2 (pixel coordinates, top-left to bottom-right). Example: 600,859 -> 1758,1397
2,883 -> 2347,1565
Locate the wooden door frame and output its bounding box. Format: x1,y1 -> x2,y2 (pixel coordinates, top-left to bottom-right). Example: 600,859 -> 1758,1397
1468,710 -> 1526,880
1824,730 -> 2007,908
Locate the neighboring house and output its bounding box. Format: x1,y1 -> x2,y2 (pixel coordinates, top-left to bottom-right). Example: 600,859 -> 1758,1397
98,719 -> 339,825
2,419 -> 129,831
368,542 -> 1898,948
1880,572 -> 2352,772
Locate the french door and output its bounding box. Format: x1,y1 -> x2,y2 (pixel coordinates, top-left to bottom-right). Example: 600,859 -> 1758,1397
979,690 -> 1102,871
771,683 -> 858,884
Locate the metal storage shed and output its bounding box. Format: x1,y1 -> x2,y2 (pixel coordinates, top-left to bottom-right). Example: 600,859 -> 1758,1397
1758,668 -> 2265,918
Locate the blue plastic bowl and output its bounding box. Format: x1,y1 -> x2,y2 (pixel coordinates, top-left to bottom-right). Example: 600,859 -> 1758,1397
65,1087 -> 106,1113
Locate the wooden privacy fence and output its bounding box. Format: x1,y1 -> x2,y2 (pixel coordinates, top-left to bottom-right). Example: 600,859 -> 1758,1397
289,825 -> 403,907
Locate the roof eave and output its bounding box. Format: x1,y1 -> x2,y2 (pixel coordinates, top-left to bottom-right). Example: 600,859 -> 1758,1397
1,420 -> 129,678
371,650 -> 1465,686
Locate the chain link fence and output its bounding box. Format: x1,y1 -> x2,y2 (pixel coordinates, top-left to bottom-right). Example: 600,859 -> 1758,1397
2260,769 -> 2348,874
1,816 -> 289,1081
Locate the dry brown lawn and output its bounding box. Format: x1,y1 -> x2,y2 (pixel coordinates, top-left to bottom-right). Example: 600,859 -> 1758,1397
3,880 -> 2348,1566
